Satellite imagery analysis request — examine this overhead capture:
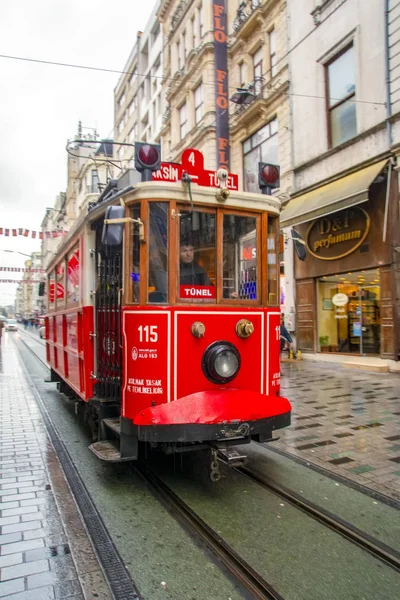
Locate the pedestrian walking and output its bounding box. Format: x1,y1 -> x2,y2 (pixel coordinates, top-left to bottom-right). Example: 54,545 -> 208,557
0,319 -> 4,344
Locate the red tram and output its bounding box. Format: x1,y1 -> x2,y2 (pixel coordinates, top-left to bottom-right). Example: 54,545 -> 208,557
45,146 -> 302,475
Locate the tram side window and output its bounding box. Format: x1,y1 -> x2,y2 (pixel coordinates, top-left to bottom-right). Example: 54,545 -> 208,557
267,216 -> 278,305
67,246 -> 80,305
148,203 -> 168,303
179,209 -> 216,301
48,271 -> 55,311
55,262 -> 66,310
223,215 -> 258,300
131,205 -> 140,302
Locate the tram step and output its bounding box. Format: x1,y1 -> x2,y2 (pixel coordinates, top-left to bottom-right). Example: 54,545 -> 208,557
88,440 -> 133,462
216,447 -> 247,468
103,417 -> 121,436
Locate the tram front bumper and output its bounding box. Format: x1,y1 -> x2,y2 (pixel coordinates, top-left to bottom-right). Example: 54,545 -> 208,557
133,389 -> 291,444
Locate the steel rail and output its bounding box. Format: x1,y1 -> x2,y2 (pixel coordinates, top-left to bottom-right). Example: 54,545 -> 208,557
237,466 -> 400,573
137,465 -> 285,600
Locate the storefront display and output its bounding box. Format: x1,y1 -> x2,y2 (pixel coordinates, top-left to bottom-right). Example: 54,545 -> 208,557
281,161 -> 398,359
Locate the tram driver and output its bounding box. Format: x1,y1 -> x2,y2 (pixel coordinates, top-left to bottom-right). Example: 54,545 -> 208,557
179,244 -> 212,286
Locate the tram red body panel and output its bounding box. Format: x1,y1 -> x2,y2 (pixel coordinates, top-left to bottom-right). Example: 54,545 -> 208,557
134,390 -> 291,426
122,306 -> 285,424
46,306 -> 95,401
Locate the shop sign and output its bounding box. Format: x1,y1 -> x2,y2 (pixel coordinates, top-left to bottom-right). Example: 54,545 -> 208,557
306,207 -> 370,260
332,293 -> 349,307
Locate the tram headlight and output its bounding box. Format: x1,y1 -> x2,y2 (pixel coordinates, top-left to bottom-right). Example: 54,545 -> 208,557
202,342 -> 241,384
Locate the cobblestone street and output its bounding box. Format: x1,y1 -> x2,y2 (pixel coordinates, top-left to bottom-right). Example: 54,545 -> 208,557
278,360 -> 400,500
0,336 -> 111,600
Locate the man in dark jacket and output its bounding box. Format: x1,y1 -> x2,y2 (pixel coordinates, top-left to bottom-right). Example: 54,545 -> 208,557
179,244 -> 212,286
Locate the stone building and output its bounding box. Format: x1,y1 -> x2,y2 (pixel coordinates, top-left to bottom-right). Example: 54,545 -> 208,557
158,0 -> 290,195
281,0 -> 400,363
114,1 -> 163,168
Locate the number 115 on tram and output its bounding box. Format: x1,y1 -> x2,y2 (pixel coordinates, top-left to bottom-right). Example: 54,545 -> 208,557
44,145 -> 305,472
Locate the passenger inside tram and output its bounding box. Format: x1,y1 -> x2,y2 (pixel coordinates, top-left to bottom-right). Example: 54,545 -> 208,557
179,244 -> 212,286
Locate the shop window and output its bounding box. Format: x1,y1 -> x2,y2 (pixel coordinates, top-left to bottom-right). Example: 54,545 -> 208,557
67,246 -> 80,305
318,271 -> 381,354
148,203 -> 168,303
243,119 -> 278,193
267,216 -> 278,305
131,205 -> 141,302
179,209 -> 216,301
326,45 -> 356,147
223,214 -> 258,301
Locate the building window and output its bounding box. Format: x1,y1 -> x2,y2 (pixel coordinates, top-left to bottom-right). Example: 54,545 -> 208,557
253,47 -> 263,80
118,93 -> 126,109
128,67 -> 137,86
199,4 -> 204,38
118,118 -> 125,134
269,29 -> 277,77
128,99 -> 135,117
239,62 -> 246,86
177,40 -> 181,69
179,102 -> 187,139
191,15 -> 197,47
91,170 -> 99,193
194,83 -> 203,124
326,45 -> 356,147
243,119 -> 278,193
183,30 -> 187,61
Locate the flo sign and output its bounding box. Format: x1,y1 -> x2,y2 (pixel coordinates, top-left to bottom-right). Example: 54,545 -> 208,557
332,293 -> 349,307
306,207 -> 370,260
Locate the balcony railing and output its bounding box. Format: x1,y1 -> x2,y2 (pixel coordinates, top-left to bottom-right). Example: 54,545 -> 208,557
232,0 -> 262,33
231,77 -> 265,114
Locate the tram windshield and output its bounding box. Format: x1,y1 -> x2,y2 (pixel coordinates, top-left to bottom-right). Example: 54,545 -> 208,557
223,215 -> 258,301
179,209 -> 216,301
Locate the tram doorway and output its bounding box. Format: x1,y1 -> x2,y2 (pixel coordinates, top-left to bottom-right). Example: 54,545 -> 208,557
94,226 -> 123,401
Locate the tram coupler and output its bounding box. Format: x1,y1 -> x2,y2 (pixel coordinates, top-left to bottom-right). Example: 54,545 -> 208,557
208,449 -> 221,483
215,447 -> 247,468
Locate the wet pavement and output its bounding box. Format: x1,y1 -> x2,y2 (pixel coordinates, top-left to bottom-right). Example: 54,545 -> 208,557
278,359 -> 400,500
3,327 -> 400,600
0,334 -> 111,600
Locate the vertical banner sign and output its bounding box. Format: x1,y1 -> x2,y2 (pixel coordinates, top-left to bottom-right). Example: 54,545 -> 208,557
213,0 -> 230,169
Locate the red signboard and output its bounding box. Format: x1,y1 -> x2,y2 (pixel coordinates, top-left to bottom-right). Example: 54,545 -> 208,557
152,148 -> 238,190
122,311 -> 170,419
179,285 -> 216,299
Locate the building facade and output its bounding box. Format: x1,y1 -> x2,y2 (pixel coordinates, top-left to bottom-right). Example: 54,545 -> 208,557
281,0 -> 400,361
114,1 -> 163,168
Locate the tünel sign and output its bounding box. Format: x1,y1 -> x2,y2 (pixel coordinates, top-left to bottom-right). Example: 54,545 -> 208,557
306,207 -> 370,260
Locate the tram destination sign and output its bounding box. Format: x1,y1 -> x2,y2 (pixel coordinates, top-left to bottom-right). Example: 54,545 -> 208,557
152,148 -> 239,191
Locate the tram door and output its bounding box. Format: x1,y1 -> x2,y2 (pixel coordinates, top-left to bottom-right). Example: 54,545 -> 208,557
94,226 -> 123,402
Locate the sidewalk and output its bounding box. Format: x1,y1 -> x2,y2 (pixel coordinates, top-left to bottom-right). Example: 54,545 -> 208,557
278,359 -> 400,500
0,335 -> 110,599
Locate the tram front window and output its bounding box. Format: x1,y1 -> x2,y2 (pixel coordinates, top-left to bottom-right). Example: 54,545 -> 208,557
179,210 -> 216,301
223,215 -> 258,301
148,202 -> 169,303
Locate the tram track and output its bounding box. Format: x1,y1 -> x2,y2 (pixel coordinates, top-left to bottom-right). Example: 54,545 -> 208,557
137,465 -> 285,600
16,331 -> 400,600
236,465 -> 400,573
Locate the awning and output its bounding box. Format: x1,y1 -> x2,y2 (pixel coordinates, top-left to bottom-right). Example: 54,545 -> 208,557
280,159 -> 388,228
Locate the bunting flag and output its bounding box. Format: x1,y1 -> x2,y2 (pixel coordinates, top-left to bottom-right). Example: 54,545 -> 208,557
0,228 -> 68,239
0,279 -> 38,284
0,267 -> 45,273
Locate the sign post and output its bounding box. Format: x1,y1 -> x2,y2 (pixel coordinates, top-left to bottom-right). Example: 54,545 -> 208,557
213,0 -> 230,169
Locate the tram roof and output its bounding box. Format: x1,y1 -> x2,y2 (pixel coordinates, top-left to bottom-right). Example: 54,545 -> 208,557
47,181 -> 280,271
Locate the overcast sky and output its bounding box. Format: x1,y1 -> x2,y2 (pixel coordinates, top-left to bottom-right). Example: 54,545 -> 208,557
0,0 -> 156,305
